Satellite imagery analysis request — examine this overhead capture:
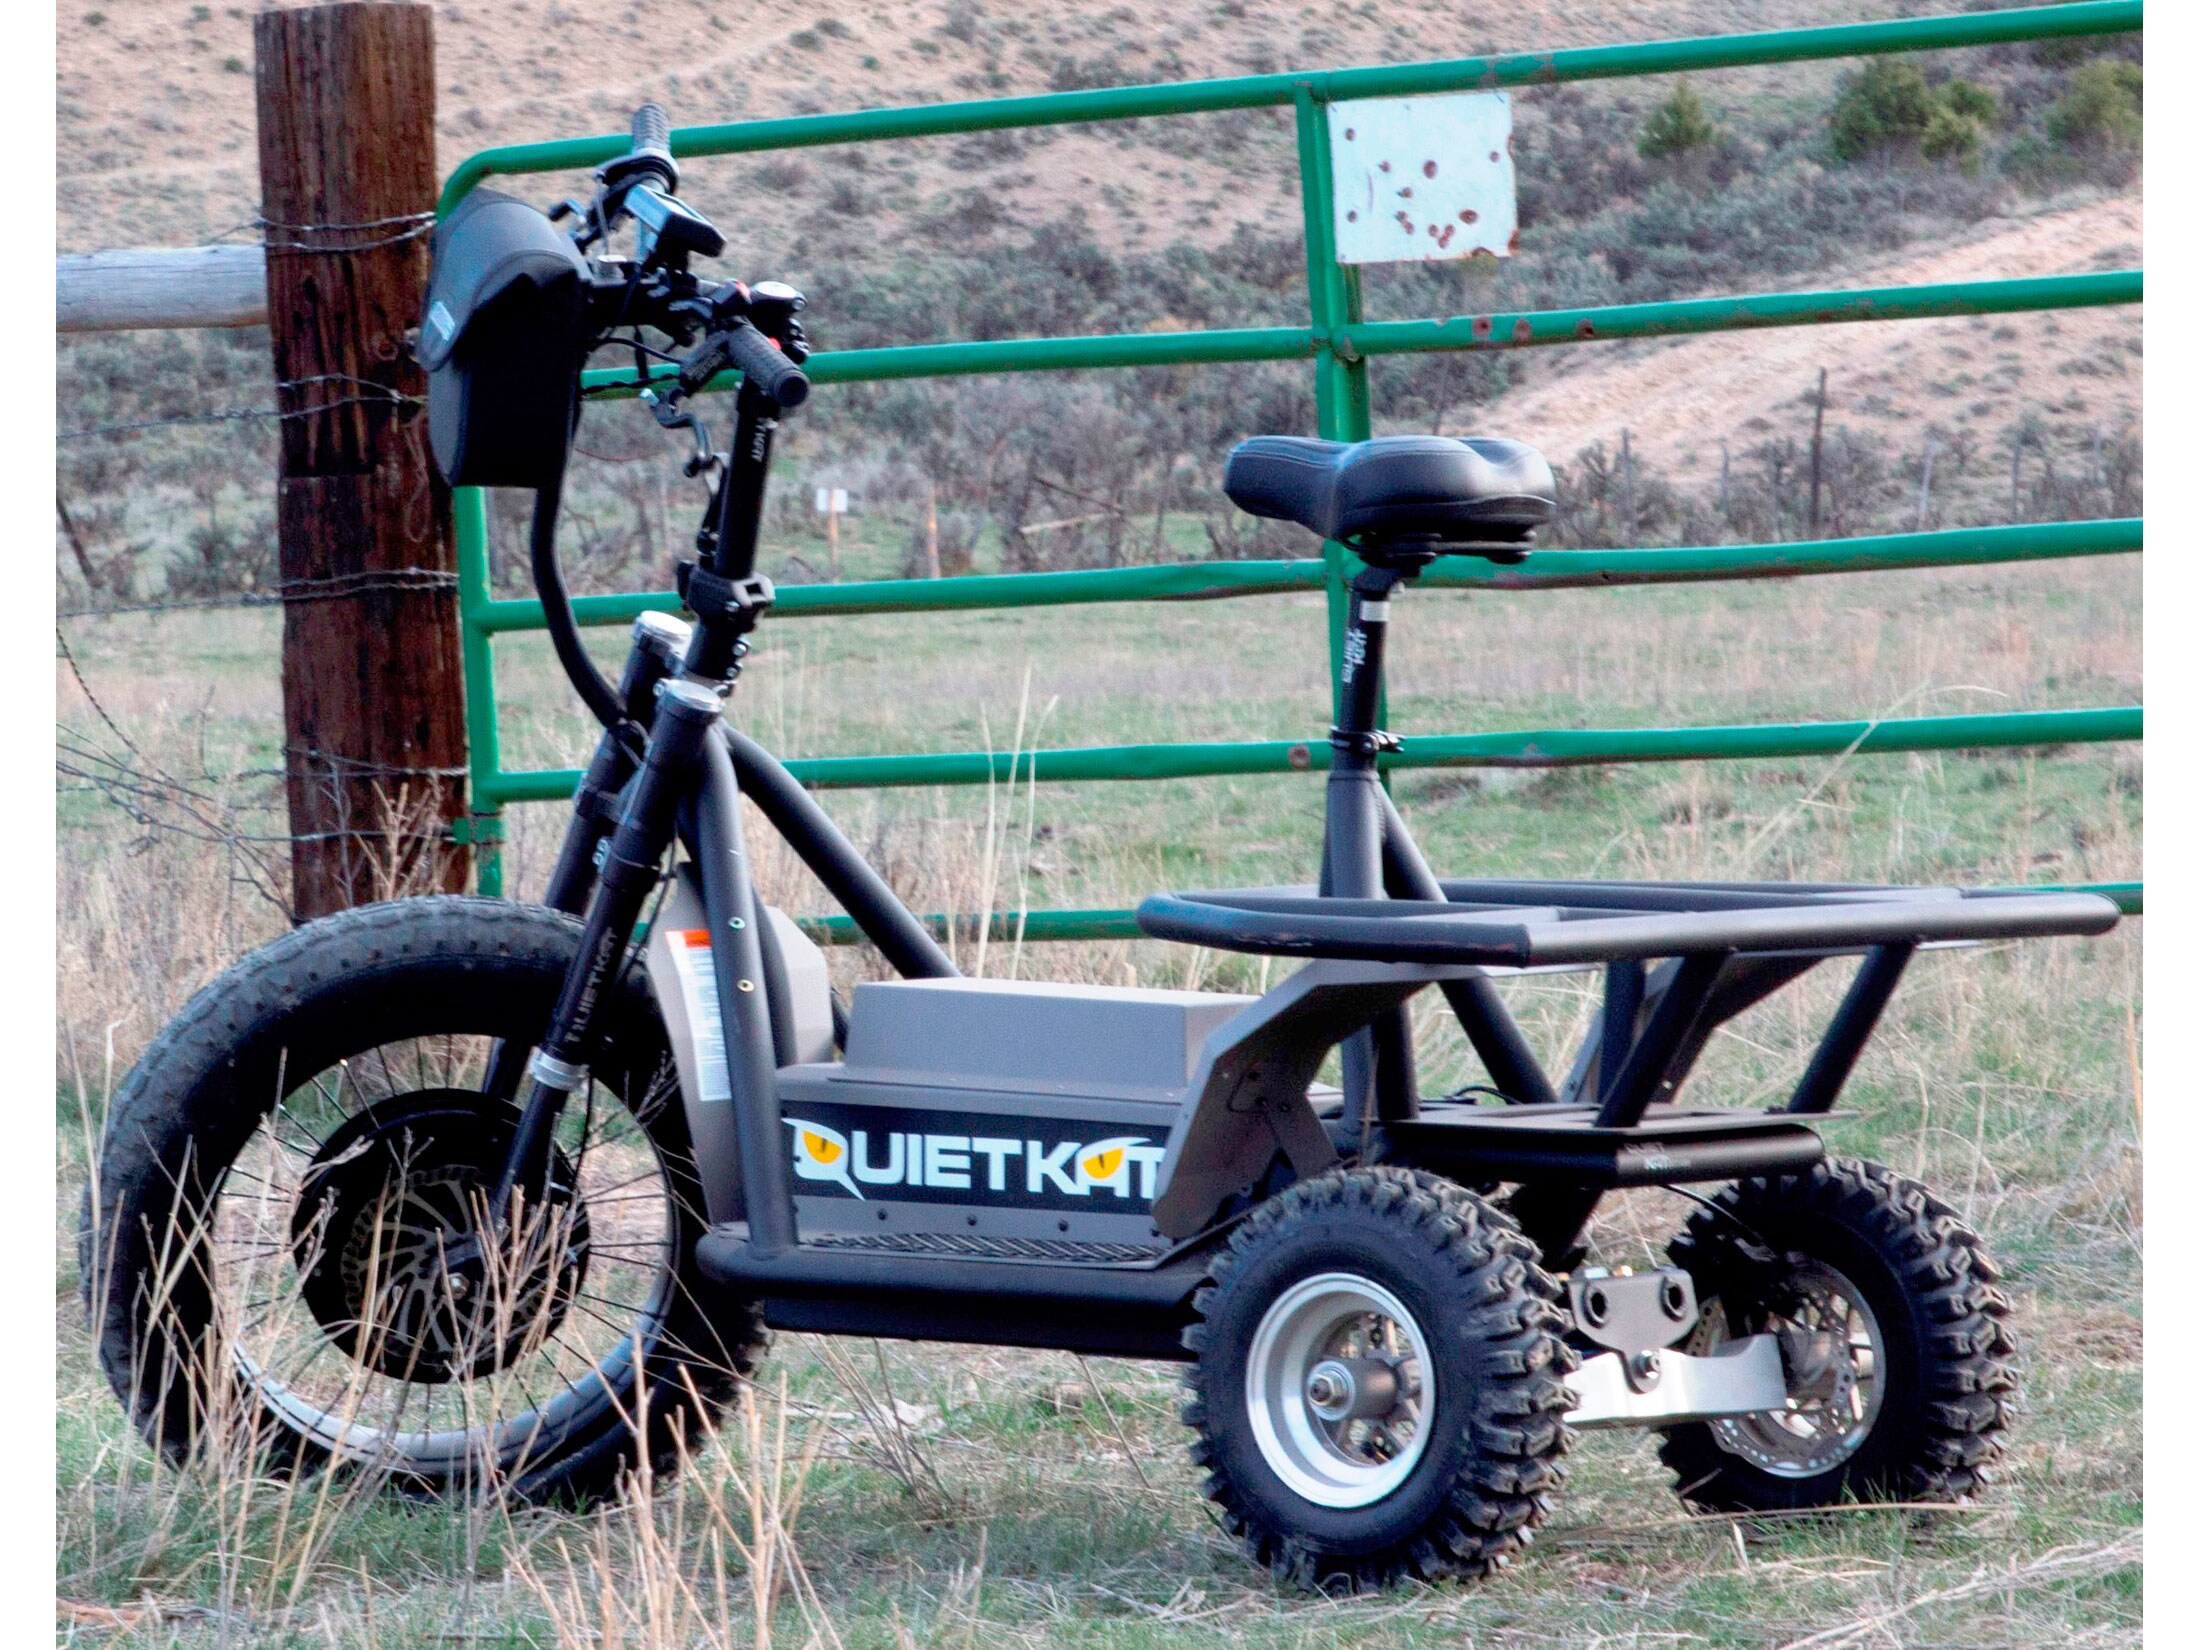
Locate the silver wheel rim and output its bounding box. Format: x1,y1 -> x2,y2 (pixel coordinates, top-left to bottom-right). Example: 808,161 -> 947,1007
1694,1258 -> 1886,1479
1243,1272 -> 1433,1509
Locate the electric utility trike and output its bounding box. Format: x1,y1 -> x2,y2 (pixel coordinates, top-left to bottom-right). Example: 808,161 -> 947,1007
84,107 -> 2120,1590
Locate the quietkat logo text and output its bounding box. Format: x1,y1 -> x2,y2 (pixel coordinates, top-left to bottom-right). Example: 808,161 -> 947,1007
785,1112 -> 1167,1209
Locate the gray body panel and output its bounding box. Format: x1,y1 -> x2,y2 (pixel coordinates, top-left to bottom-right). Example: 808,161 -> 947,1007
645,863 -> 837,1224
841,976 -> 1254,1100
780,976 -> 1261,1246
778,1065 -> 1181,1244
1154,960 -> 1480,1238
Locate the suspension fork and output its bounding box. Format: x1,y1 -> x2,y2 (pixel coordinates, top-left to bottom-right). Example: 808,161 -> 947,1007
479,614 -> 692,1105
492,679 -> 725,1217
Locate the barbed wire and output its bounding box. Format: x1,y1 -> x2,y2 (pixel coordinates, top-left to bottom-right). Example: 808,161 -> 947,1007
58,572 -> 459,621
242,746 -> 471,783
58,592 -> 285,619
203,208 -> 437,256
61,203 -> 472,894
60,373 -> 423,443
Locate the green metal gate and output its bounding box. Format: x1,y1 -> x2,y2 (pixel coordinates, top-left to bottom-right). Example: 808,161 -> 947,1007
438,0 -> 2144,934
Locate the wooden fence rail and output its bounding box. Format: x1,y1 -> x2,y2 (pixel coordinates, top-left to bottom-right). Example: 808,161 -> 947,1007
56,246 -> 268,332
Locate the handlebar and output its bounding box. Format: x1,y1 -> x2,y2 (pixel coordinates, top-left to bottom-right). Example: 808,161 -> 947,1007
717,320 -> 809,409
525,103 -> 811,726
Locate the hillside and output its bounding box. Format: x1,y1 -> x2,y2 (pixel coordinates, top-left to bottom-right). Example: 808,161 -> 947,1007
61,0 -> 1958,254
57,0 -> 2141,602
1483,192 -> 2141,527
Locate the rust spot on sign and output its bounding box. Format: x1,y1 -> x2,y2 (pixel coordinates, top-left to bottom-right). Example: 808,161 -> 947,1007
1344,127 -> 1356,140
1470,314 -> 1493,339
1511,317 -> 1533,343
1423,159 -> 1438,178
1460,208 -> 1479,224
1287,743 -> 1312,770
1575,318 -> 1596,338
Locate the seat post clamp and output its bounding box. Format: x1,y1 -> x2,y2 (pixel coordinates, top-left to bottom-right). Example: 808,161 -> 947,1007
1329,728 -> 1401,758
676,561 -> 776,633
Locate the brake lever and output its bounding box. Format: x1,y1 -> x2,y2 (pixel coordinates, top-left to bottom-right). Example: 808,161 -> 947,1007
639,386 -> 719,478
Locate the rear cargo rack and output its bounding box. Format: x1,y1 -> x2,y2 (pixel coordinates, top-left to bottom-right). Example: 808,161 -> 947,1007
1135,879 -> 2119,968
1138,877 -> 2121,1255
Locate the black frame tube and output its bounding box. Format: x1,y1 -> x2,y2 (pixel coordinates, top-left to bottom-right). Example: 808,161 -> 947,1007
1506,950 -> 1729,1264
1133,885 -> 2120,965
495,681 -> 720,1213
1598,959 -> 1645,1106
1377,786 -> 1559,1108
1593,950 -> 1728,1128
724,728 -> 959,980
688,726 -> 800,1252
1786,943 -> 1913,1114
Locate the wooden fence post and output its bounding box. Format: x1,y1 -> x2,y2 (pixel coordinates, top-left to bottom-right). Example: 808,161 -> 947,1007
255,0 -> 467,919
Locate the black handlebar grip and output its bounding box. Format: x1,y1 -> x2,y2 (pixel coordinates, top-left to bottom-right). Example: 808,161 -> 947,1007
623,103 -> 679,192
724,322 -> 810,410
631,103 -> 672,157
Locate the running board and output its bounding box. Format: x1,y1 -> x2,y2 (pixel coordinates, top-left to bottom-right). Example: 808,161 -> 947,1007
1565,1336 -> 1788,1427
695,1223 -> 1212,1358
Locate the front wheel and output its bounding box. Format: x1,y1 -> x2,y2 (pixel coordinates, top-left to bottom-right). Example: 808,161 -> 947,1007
1181,1168 -> 1575,1592
1658,1158 -> 2017,1514
80,897 -> 766,1507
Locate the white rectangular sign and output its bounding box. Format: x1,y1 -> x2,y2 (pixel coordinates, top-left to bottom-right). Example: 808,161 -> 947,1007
814,486 -> 849,515
1328,91 -> 1517,265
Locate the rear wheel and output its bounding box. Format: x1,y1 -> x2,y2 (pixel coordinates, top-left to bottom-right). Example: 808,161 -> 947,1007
81,897 -> 766,1506
1658,1158 -> 2016,1514
1182,1168 -> 1575,1591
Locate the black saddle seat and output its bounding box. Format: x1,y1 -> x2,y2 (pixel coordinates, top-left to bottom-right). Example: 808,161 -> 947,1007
1224,434 -> 1556,548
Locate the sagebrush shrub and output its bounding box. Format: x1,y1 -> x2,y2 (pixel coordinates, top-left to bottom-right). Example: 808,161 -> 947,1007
2047,59 -> 2142,151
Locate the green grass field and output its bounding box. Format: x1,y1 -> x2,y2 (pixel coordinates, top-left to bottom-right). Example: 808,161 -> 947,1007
56,532 -> 2140,1646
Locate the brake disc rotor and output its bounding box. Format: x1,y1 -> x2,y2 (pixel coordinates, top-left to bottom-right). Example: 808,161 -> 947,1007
289,1090 -> 590,1384
1692,1257 -> 1885,1479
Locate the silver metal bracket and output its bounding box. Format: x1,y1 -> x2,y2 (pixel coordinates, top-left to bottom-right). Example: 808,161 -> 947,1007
1565,1335 -> 1788,1428
1570,1265 -> 1699,1355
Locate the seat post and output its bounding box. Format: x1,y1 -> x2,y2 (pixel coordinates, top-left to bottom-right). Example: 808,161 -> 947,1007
1323,561 -> 1419,1130
1334,569 -> 1395,749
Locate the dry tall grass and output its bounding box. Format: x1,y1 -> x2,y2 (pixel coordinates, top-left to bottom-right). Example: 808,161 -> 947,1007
55,557 -> 2140,1645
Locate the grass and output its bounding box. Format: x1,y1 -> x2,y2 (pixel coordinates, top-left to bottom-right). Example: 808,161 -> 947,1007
55,540 -> 2140,1645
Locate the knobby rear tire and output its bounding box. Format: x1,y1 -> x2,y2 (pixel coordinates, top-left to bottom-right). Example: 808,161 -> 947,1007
1182,1167 -> 1576,1592
1658,1157 -> 2017,1515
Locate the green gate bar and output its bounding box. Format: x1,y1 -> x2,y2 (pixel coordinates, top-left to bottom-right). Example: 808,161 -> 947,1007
476,705 -> 2139,805
466,519 -> 2142,634
555,271 -> 2136,402
444,0 -> 2144,920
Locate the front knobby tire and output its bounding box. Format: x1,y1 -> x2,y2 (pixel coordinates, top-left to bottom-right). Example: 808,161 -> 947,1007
80,896 -> 768,1509
1182,1167 -> 1576,1592
1659,1157 -> 2017,1515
